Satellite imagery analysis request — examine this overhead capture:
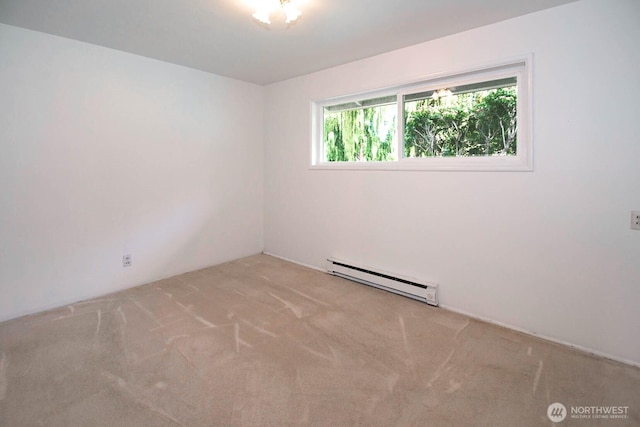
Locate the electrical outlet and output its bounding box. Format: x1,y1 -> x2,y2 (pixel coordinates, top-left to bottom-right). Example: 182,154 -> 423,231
632,211 -> 640,230
123,254 -> 132,267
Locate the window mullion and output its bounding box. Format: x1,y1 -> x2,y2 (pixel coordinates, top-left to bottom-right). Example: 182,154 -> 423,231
396,92 -> 405,162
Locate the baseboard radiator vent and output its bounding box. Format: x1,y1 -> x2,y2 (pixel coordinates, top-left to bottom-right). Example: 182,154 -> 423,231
326,258 -> 438,306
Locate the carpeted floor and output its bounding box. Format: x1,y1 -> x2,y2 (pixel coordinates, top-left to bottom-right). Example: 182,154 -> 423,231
0,254 -> 638,426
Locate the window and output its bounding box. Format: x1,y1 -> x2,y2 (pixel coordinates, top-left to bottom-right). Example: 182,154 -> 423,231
324,95 -> 397,162
312,58 -> 532,171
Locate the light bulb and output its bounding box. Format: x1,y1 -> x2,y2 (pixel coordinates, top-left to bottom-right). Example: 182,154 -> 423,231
282,3 -> 302,23
252,8 -> 271,24
252,0 -> 301,25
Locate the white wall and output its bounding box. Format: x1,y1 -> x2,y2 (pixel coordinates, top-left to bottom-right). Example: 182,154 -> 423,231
0,24 -> 264,322
264,0 -> 640,365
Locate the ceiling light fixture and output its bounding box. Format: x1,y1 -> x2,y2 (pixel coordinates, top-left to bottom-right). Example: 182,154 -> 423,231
252,0 -> 302,25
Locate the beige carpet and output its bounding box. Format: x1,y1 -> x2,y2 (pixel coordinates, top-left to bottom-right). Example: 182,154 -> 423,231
0,254 -> 638,426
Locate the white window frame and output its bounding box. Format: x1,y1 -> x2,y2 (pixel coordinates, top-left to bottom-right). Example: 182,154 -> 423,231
311,55 -> 533,171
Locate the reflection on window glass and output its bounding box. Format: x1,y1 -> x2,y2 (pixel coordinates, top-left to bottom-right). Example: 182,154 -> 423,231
404,78 -> 517,158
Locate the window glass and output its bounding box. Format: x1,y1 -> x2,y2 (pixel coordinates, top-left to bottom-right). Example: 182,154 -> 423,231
323,95 -> 397,162
313,59 -> 531,171
404,78 -> 517,158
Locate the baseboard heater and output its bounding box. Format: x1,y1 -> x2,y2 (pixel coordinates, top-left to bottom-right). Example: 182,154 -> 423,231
326,258 -> 438,306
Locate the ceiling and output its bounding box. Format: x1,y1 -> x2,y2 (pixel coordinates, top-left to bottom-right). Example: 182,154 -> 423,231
0,0 -> 578,85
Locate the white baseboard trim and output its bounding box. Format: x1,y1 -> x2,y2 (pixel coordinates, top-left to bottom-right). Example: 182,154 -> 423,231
440,304 -> 639,369
262,251 -> 327,273
261,252 -> 639,369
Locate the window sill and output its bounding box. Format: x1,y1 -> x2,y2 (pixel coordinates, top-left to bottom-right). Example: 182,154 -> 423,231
310,156 -> 533,172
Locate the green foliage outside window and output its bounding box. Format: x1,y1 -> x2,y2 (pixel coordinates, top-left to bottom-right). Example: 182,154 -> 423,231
404,87 -> 517,157
324,104 -> 396,162
322,84 -> 517,162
